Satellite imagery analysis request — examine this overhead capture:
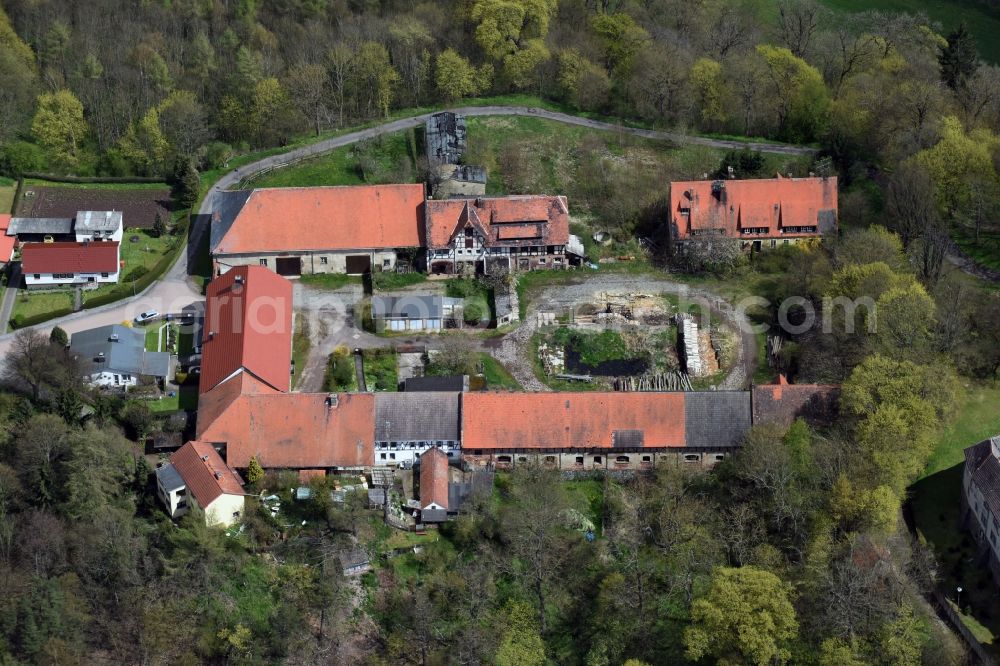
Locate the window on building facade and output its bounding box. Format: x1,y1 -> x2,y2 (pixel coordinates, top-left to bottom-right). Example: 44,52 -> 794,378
320,257 -> 328,264
260,259 -> 268,266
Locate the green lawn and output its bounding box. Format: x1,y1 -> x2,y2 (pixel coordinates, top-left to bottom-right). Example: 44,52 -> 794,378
953,226 -> 1000,274
298,273 -> 361,290
819,0 -> 1000,63
0,182 -> 14,214
480,354 -> 522,390
371,271 -> 427,291
148,386 -> 198,413
910,382 -> 1000,654
291,313 -> 310,389
82,230 -> 181,305
250,129 -> 419,188
10,290 -> 73,324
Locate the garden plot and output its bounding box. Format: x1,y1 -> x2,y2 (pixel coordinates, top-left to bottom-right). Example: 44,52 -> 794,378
16,184 -> 172,228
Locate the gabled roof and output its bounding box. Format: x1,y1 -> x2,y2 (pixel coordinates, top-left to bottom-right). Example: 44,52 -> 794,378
0,215 -> 14,263
669,176 -> 838,241
424,195 -> 570,249
21,241 -> 119,274
965,436 -> 1000,518
375,392 -> 461,441
170,441 -> 244,508
70,324 -> 170,378
420,447 -> 449,510
211,184 -> 425,255
752,377 -> 840,427
461,392 -> 686,450
201,265 -> 293,394
197,391 -> 375,469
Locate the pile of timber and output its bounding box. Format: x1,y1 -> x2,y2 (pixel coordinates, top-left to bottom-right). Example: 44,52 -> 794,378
614,372 -> 693,392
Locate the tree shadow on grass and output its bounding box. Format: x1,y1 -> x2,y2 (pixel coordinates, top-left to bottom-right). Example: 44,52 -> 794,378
911,463 -> 1000,650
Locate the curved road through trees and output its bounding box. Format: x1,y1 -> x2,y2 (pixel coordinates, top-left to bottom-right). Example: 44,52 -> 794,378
0,105 -> 813,359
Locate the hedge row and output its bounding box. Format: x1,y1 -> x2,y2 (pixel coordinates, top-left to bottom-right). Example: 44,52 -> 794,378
10,306 -> 74,330
22,173 -> 165,184
10,177 -> 24,215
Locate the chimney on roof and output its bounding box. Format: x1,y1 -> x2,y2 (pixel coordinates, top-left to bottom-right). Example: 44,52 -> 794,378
108,333 -> 119,342
214,471 -> 223,480
711,181 -> 725,199
727,165 -> 735,179
326,394 -> 339,409
208,331 -> 216,340
234,274 -> 244,284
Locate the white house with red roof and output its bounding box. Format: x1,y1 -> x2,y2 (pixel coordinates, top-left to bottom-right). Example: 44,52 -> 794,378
21,240 -> 120,287
156,441 -> 246,527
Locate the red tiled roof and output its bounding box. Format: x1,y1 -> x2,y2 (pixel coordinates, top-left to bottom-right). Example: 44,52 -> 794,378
213,184 -> 425,254
669,177 -> 837,241
424,196 -> 570,249
461,392 -> 685,450
198,390 -> 375,469
0,215 -> 13,263
201,266 -> 293,394
420,447 -> 449,510
21,241 -> 119,274
751,377 -> 840,427
170,440 -> 244,508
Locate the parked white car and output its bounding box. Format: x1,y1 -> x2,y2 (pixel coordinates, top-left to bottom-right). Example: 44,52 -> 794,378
134,310 -> 159,324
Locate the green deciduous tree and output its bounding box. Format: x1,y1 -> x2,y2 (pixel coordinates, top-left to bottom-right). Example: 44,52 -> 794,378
495,601 -> 545,666
755,44 -> 830,141
590,12 -> 649,73
472,0 -> 556,89
435,49 -> 490,102
119,107 -> 169,175
914,115 -> 1000,215
685,566 -> 799,666
690,57 -> 727,126
353,42 -> 400,118
555,49 -> 610,111
31,89 -> 88,168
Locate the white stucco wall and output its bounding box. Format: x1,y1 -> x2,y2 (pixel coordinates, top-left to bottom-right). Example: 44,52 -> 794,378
203,493 -> 246,528
25,270 -> 119,287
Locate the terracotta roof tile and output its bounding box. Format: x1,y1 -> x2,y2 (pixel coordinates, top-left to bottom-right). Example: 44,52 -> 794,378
0,215 -> 13,263
461,392 -> 685,450
751,380 -> 840,427
425,196 -> 570,250
170,440 -> 244,508
669,177 -> 837,241
212,184 -> 425,255
198,391 -> 375,469
420,447 -> 449,510
21,241 -> 119,274
201,266 -> 293,394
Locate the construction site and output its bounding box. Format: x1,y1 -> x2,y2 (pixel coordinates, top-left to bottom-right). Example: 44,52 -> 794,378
533,289 -> 739,390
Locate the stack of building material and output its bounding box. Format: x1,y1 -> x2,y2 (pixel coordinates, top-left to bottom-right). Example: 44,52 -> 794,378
677,314 -> 704,377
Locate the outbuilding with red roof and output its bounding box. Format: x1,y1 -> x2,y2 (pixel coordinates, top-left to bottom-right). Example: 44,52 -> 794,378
210,184 -> 425,277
